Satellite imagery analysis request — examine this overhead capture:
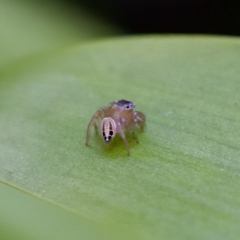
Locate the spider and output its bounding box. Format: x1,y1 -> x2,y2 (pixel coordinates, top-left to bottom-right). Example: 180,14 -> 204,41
85,99 -> 146,155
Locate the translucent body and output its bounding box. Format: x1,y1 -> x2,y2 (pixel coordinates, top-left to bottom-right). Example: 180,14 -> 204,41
85,99 -> 146,155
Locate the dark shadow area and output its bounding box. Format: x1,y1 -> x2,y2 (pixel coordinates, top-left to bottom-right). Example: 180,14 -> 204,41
61,0 -> 240,35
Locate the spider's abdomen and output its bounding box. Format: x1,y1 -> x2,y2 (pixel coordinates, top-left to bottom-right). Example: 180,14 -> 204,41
101,117 -> 116,142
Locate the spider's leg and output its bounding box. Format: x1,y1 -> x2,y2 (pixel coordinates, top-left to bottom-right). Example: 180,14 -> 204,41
119,129 -> 130,156
86,109 -> 104,146
131,131 -> 139,143
94,122 -> 98,134
134,111 -> 146,131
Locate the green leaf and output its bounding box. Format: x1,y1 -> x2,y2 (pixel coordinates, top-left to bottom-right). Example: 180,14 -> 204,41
0,183 -> 114,240
1,36 -> 240,239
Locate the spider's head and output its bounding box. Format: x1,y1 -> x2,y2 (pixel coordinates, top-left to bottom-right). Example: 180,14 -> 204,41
101,117 -> 116,143
115,99 -> 136,110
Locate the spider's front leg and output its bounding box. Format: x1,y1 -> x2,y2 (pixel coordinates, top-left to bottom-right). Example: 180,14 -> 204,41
86,108 -> 104,146
134,111 -> 146,130
119,129 -> 130,156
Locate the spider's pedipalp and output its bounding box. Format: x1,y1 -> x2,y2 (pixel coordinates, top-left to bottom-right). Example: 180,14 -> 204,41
101,117 -> 116,143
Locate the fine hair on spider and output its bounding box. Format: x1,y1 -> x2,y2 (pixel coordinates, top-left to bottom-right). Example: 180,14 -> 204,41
85,99 -> 146,155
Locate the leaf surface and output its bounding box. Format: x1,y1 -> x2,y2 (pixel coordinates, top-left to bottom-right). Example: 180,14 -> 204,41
1,36 -> 240,239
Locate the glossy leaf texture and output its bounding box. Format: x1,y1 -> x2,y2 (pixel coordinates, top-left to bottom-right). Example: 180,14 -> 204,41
1,36 -> 240,239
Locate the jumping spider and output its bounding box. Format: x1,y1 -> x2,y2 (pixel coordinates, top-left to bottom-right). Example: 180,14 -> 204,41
86,99 -> 146,155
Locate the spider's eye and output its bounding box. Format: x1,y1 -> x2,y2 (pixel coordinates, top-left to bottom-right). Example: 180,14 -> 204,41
103,134 -> 112,142
104,135 -> 112,142
126,105 -> 130,109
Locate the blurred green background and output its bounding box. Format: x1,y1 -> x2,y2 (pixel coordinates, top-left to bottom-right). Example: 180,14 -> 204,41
1,1 -> 240,240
